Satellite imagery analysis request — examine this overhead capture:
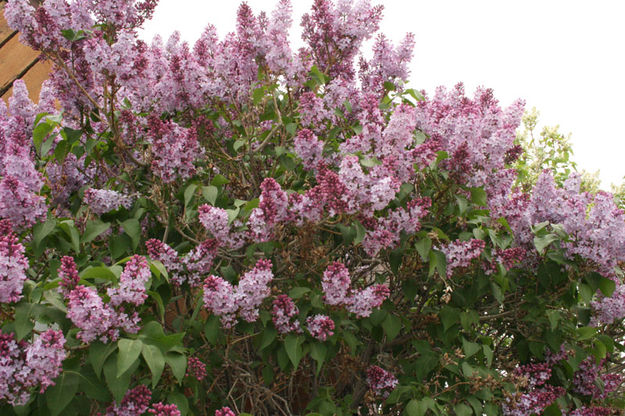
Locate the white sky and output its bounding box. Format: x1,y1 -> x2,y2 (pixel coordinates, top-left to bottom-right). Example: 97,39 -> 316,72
141,0 -> 625,188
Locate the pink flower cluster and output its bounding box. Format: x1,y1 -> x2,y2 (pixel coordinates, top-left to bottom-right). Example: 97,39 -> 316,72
572,358 -> 621,399
146,116 -> 201,183
104,384 -> 181,416
366,365 -> 398,398
65,256 -> 150,343
0,220 -> 28,303
203,259 -> 274,328
0,81 -> 47,228
249,178 -> 289,241
83,188 -> 134,215
58,255 -> 80,296
306,314 -> 335,341
0,329 -> 66,405
215,407 -> 236,416
198,205 -> 244,249
440,239 -> 485,277
293,129 -> 324,170
186,356 -> 207,381
272,295 -> 301,334
146,238 -> 217,287
107,255 -> 151,306
321,262 -> 389,317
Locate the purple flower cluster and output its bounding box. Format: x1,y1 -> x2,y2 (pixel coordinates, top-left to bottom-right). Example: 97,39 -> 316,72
104,384 -> 151,415
293,129 -> 324,170
104,384 -> 182,415
572,358 -> 621,399
148,403 -> 181,416
215,407 -> 236,416
502,385 -> 565,416
65,256 -> 150,343
58,255 -> 80,296
272,295 -> 301,334
0,220 -> 28,303
440,239 -> 485,277
0,329 -> 66,405
83,188 -> 134,215
203,259 -> 274,328
107,255 -> 151,306
306,314 -> 335,341
146,116 -> 200,183
366,365 -> 398,398
0,81 -> 47,228
198,204 -> 244,249
321,262 -> 389,317
185,356 -> 207,381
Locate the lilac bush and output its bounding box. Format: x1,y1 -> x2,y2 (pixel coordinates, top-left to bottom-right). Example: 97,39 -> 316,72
1,0 -> 624,414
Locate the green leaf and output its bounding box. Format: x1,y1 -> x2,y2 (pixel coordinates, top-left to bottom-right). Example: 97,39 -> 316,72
167,392 -> 189,416
204,316 -> 222,345
284,334 -> 303,369
428,250 -> 447,277
59,220 -> 80,253
14,302 -> 35,341
80,266 -> 117,283
103,354 -> 139,403
288,287 -> 310,299
310,343 -> 327,375
353,221 -> 366,245
88,342 -> 117,378
470,187 -> 488,206
142,343 -> 165,387
383,314 -> 401,341
46,371 -> 80,416
33,217 -> 56,246
82,220 -> 110,244
117,339 -> 143,377
415,237 -> 431,261
577,326 -> 597,341
405,88 -> 425,102
211,174 -> 230,187
454,403 -> 472,416
462,338 -> 481,358
120,219 -> 141,250
259,326 -> 277,351
285,123 -> 297,135
165,352 -> 187,382
202,186 -> 219,205
184,183 -> 197,207
598,276 -> 616,297
483,344 -> 493,367
543,403 -> 562,416
33,121 -> 55,156
534,234 -> 559,254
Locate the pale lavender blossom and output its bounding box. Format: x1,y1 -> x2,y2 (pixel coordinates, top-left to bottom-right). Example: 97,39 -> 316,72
107,255 -> 151,306
83,188 -> 134,215
306,314 -> 335,341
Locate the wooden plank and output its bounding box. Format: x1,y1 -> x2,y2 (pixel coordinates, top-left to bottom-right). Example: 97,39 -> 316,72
2,60 -> 52,104
0,3 -> 18,47
0,35 -> 40,92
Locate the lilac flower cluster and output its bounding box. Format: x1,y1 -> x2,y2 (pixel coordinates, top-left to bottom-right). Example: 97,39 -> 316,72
0,81 -> 47,228
104,385 -> 150,415
185,356 -> 207,381
107,255 -> 151,306
366,365 -> 398,398
272,295 -> 301,334
321,262 -> 389,317
148,403 -> 181,416
502,385 -> 565,416
215,407 -> 236,416
306,314 -> 335,341
293,129 -> 324,170
572,358 -> 621,399
0,329 -> 66,405
359,33 -> 415,96
0,220 -> 28,303
198,205 -> 244,249
58,255 -> 81,296
83,188 -> 134,215
440,239 -> 486,277
203,259 -> 274,328
65,256 -> 151,343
